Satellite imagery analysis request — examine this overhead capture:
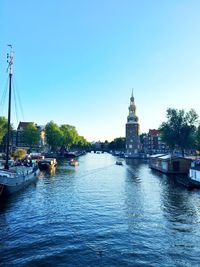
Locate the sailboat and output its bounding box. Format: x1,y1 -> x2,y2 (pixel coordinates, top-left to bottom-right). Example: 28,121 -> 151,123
0,45 -> 40,197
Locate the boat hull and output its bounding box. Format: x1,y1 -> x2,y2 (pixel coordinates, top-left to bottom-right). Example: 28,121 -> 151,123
187,166 -> 200,189
0,168 -> 40,197
38,163 -> 55,171
188,179 -> 200,189
38,158 -> 57,171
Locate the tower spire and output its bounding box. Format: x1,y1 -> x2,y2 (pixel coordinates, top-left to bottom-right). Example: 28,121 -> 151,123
127,89 -> 138,123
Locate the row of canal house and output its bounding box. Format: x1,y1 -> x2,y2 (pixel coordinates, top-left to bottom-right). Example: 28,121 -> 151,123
141,129 -> 169,155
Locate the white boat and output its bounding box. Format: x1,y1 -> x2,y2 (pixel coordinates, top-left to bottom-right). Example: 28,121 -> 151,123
0,166 -> 40,195
188,160 -> 200,188
0,46 -> 39,197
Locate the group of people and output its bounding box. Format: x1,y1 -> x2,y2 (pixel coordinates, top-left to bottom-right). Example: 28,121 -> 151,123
15,158 -> 33,167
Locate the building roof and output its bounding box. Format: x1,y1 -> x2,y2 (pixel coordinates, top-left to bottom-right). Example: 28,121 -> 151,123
148,129 -> 160,136
17,121 -> 34,130
158,155 -> 192,161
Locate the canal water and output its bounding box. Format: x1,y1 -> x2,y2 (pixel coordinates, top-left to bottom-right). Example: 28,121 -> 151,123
1,153 -> 200,266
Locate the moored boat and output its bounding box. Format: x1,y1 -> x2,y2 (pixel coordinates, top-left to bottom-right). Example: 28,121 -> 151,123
188,160 -> 200,188
38,158 -> 57,171
69,159 -> 79,166
149,154 -> 191,174
0,46 -> 39,197
116,160 -> 123,166
0,165 -> 40,196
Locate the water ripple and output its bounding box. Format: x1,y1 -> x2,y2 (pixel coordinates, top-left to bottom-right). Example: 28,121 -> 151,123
1,153 -> 200,266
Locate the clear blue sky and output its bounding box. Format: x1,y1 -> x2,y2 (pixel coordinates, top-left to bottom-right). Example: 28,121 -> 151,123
0,0 -> 200,141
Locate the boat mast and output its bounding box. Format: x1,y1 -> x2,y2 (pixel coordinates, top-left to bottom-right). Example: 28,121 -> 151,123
5,45 -> 13,170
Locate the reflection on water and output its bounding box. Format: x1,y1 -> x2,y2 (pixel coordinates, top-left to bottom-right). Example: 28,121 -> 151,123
1,153 -> 200,266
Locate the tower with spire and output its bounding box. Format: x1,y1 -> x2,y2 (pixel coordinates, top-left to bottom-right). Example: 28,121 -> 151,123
125,91 -> 140,157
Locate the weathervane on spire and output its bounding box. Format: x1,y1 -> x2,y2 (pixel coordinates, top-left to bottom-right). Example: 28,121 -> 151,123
130,88 -> 134,102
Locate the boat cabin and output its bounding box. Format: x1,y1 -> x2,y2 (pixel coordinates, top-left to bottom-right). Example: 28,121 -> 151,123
116,160 -> 123,166
0,160 -> 15,169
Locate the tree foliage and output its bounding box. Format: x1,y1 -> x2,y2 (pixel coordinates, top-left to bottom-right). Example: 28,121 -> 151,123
139,133 -> 146,145
0,117 -> 14,151
45,121 -> 89,152
45,121 -> 63,152
159,108 -> 198,156
60,124 -> 79,149
0,116 -> 8,144
109,137 -> 126,151
195,124 -> 200,150
75,135 -> 89,149
22,123 -> 40,149
13,148 -> 27,160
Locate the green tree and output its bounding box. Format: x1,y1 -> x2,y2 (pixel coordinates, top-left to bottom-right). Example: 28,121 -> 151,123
22,123 -> 40,150
0,116 -> 8,144
60,124 -> 79,149
45,121 -> 63,152
139,133 -> 146,148
159,108 -> 198,156
195,124 -> 200,151
13,148 -> 27,160
75,135 -> 89,150
109,137 -> 126,151
0,116 -> 14,152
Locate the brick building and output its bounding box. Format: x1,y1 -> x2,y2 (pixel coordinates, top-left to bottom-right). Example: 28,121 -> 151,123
125,92 -> 140,157
142,129 -> 169,154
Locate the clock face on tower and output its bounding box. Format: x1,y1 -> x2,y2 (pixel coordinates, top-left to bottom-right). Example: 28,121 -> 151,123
128,115 -> 138,123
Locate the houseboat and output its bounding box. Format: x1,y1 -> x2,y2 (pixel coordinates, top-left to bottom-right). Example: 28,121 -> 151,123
188,160 -> 200,188
149,154 -> 191,174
